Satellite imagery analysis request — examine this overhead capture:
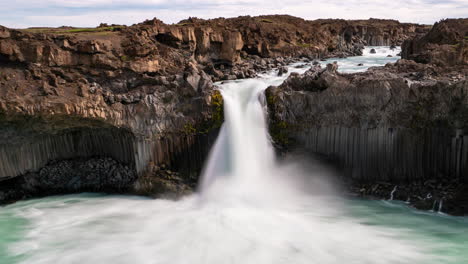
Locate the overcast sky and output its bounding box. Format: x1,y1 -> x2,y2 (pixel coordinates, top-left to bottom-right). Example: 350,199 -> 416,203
1,0 -> 467,28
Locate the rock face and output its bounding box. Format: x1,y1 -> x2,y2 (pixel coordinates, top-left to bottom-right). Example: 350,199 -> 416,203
0,15 -> 430,202
266,20 -> 468,214
402,18 -> 468,66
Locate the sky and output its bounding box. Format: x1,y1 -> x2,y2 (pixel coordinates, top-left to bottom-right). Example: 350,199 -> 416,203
1,0 -> 467,28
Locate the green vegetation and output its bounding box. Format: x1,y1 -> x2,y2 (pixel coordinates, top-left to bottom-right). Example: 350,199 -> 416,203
21,26 -> 125,34
182,123 -> 197,135
175,22 -> 193,26
270,120 -> 291,146
0,112 -> 114,134
180,90 -> 224,135
120,55 -> 132,62
62,26 -> 123,33
297,43 -> 311,48
210,90 -> 224,129
451,43 -> 461,51
266,92 -> 292,146
260,19 -> 274,24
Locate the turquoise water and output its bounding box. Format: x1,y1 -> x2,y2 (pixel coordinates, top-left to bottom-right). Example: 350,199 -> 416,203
0,194 -> 467,263
2,46 -> 466,264
349,199 -> 468,263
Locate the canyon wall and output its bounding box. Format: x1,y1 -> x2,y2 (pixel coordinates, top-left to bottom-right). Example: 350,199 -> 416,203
402,18 -> 467,66
266,19 -> 468,214
0,15 -> 429,201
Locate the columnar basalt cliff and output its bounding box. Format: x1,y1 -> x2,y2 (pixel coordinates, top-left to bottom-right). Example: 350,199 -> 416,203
0,15 -> 429,202
266,19 -> 468,215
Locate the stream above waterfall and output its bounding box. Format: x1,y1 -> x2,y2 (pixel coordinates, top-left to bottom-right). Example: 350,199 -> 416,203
1,47 -> 467,264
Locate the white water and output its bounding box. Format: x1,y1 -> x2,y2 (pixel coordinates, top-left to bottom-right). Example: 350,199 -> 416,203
390,186 -> 398,200
438,200 -> 444,213
319,46 -> 401,73
3,47 -> 445,264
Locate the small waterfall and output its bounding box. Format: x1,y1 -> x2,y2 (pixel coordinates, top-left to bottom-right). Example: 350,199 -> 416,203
438,199 -> 444,213
389,186 -> 398,200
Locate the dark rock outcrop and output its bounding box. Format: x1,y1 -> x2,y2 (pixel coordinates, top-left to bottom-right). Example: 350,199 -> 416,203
402,18 -> 468,66
0,15 -> 431,203
266,56 -> 468,214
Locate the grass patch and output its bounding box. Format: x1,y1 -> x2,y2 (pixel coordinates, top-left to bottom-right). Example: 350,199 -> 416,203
451,43 -> 461,51
260,19 -> 274,24
120,55 -> 132,62
175,22 -> 193,26
297,43 -> 311,48
58,26 -> 124,33
21,26 -> 125,34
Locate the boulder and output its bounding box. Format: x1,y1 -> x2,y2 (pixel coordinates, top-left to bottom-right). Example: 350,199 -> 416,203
326,62 -> 338,73
277,66 -> 288,76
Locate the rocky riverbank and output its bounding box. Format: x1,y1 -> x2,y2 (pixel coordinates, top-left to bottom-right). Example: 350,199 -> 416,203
1,14 -> 461,212
0,15 -> 431,202
266,18 -> 468,215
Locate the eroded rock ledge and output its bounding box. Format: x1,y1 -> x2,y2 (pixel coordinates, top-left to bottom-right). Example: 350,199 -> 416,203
266,19 -> 468,215
0,15 -> 431,202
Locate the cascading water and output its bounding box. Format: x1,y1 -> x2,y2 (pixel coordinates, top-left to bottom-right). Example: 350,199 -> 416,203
1,47 -> 467,264
389,186 -> 398,200
200,80 -> 275,196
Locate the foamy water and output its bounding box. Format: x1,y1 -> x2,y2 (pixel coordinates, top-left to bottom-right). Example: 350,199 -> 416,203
1,47 -> 467,264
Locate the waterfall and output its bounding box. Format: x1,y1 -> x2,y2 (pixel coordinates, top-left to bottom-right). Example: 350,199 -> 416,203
2,48 -> 433,264
389,186 -> 398,200
200,80 -> 275,195
438,200 -> 444,213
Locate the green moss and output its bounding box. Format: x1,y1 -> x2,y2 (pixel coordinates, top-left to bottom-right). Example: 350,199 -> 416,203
180,90 -> 224,135
266,94 -> 277,106
0,112 -> 114,134
269,121 -> 292,146
198,90 -> 224,134
182,123 -> 197,135
452,43 -> 460,48
120,55 -> 132,62
297,43 -> 311,48
265,91 -> 293,147
210,90 -> 224,128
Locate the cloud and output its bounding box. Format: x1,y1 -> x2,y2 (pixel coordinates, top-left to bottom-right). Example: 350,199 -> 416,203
1,0 -> 467,28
